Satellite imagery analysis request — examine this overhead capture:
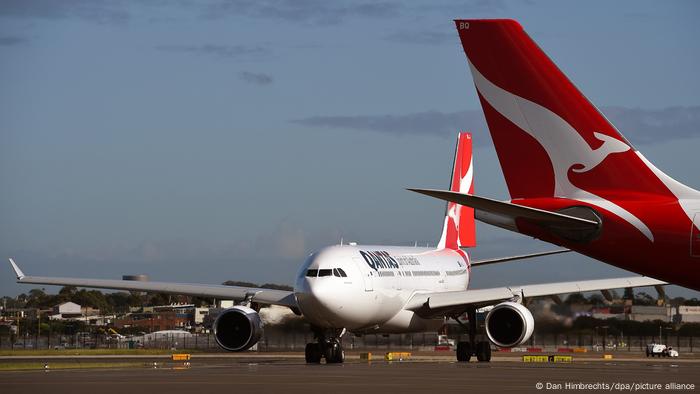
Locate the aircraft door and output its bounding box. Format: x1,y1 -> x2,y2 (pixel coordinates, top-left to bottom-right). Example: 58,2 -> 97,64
353,257 -> 374,291
440,271 -> 448,290
691,213 -> 700,257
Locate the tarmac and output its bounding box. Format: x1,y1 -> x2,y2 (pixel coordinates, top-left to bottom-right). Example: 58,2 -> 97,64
1,353 -> 698,394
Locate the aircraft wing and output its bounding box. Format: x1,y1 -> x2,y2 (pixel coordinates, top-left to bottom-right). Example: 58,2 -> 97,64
406,276 -> 666,316
8,258 -> 297,308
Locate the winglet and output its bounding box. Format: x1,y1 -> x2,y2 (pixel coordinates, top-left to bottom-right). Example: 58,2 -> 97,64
8,258 -> 25,280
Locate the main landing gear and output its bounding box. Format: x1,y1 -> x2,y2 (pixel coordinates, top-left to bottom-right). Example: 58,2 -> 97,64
305,327 -> 345,364
454,308 -> 491,363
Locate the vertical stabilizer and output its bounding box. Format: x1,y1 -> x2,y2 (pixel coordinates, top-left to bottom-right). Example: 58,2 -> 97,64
454,19 -> 664,201
438,132 -> 476,249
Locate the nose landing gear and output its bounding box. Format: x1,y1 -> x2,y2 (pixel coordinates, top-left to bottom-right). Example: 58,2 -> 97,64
305,327 -> 346,364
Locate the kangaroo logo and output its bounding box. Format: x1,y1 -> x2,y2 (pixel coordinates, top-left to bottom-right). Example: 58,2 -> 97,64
468,60 -> 653,241
439,149 -> 475,250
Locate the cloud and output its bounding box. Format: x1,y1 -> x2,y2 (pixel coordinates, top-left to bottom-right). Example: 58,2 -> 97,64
202,0 -> 400,24
293,110 -> 491,143
155,44 -> 271,60
603,106 -> 700,145
24,220 -> 321,266
292,106 -> 700,146
252,220 -> 307,259
383,30 -> 455,45
0,0 -> 129,24
239,71 -> 274,85
413,0 -> 508,15
0,36 -> 28,46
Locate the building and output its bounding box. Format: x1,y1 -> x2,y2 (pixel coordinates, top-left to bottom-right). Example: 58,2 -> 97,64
51,302 -> 81,319
628,305 -> 671,322
677,306 -> 700,323
47,302 -> 103,322
590,306 -> 626,320
114,304 -> 205,332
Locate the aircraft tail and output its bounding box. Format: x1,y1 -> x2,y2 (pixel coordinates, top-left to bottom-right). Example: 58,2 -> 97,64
438,132 -> 476,249
454,19 -> 664,201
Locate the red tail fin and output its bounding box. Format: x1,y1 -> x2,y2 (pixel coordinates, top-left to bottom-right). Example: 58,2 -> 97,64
454,19 -> 665,201
438,132 -> 476,249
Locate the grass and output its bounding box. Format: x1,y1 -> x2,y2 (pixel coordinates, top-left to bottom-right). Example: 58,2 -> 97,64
0,361 -> 145,371
0,348 -> 205,356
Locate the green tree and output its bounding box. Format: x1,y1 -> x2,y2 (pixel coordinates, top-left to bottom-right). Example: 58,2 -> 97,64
105,292 -> 133,313
634,292 -> 656,306
24,288 -> 48,308
565,293 -> 587,305
588,294 -> 605,306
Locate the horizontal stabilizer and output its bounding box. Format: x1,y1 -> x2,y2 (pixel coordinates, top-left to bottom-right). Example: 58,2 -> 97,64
471,249 -> 570,267
408,189 -> 599,237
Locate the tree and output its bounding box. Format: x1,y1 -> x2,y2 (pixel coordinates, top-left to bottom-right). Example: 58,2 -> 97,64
565,293 -> 587,305
147,292 -> 170,306
71,289 -> 110,312
24,288 -> 48,308
105,292 -> 134,313
222,280 -> 259,288
634,292 -> 656,306
1,296 -> 25,309
588,294 -> 605,306
260,283 -> 293,291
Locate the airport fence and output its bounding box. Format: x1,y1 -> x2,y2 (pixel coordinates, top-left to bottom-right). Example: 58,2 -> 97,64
1,330 -> 697,353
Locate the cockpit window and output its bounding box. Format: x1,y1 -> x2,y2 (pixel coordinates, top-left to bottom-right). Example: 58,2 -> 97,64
310,268 -> 347,278
335,268 -> 347,277
306,269 -> 318,277
317,269 -> 333,277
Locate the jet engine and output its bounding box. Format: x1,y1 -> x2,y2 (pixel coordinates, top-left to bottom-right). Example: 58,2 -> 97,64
213,306 -> 263,351
485,302 -> 534,348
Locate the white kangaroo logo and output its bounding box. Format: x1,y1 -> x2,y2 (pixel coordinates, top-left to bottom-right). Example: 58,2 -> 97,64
439,148 -> 474,249
468,61 -> 653,241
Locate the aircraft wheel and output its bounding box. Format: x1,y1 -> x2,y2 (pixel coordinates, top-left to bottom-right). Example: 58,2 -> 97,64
325,340 -> 345,364
305,343 -> 322,364
476,341 -> 492,362
456,341 -> 472,362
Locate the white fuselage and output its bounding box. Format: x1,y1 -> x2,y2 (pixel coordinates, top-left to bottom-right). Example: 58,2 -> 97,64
293,245 -> 470,333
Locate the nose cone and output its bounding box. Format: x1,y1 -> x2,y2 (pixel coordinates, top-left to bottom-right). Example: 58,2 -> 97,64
293,247 -> 359,328
296,275 -> 350,327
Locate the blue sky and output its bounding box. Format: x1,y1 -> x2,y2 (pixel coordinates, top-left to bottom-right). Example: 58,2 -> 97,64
1,0 -> 699,298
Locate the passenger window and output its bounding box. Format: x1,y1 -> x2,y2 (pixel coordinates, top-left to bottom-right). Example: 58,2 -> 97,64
333,268 -> 341,277
318,269 -> 332,277
306,269 -> 318,277
337,268 -> 347,277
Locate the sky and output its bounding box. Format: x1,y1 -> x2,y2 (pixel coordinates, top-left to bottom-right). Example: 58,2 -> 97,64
1,0 -> 699,299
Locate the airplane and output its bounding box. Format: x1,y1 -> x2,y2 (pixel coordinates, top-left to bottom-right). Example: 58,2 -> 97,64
410,19 -> 700,291
8,132 -> 665,364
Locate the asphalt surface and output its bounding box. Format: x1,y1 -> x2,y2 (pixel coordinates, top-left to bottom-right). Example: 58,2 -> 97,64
1,355 -> 698,394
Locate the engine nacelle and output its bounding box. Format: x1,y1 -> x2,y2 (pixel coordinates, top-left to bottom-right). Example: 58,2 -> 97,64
485,302 -> 534,348
213,306 -> 263,351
